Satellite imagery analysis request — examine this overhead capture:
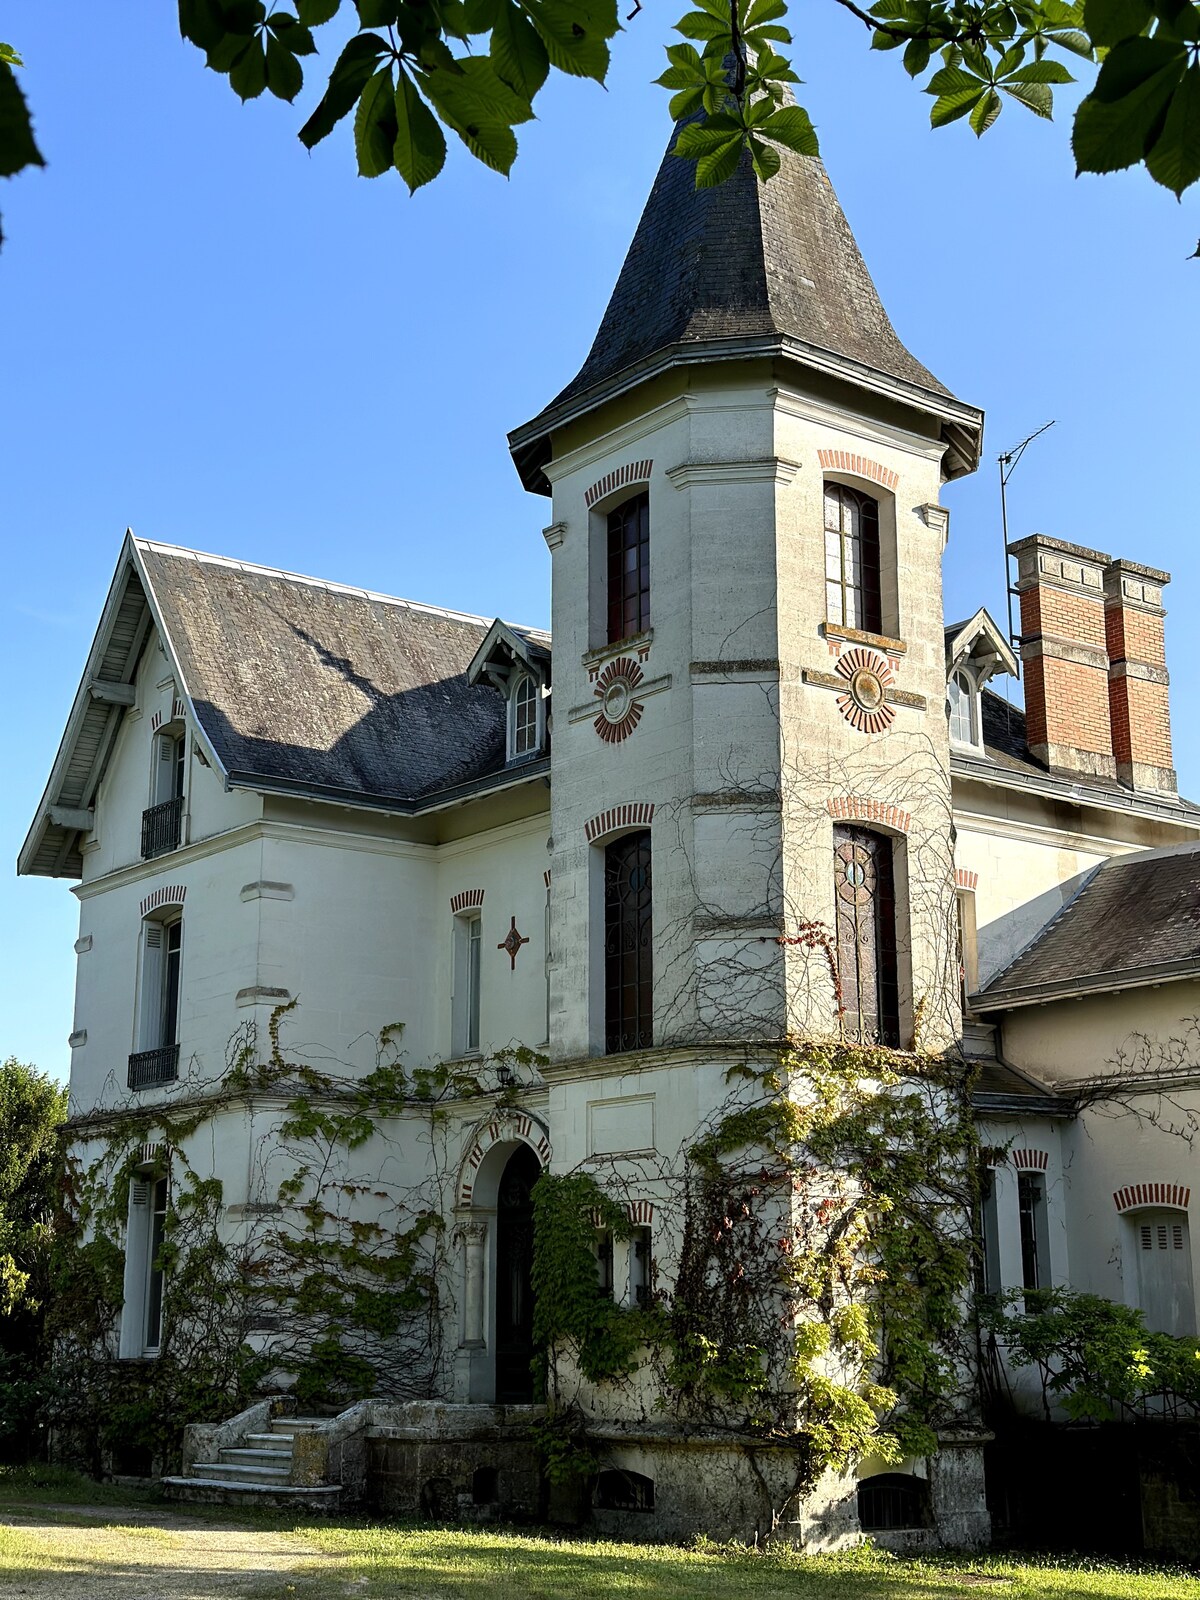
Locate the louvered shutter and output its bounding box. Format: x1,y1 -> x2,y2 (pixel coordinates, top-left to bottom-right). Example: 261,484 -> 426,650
139,924 -> 165,1049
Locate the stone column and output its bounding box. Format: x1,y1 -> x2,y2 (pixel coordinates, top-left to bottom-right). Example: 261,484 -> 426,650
461,1219 -> 488,1347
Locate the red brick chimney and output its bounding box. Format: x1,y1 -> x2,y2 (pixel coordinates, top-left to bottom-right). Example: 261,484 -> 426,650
1103,559 -> 1175,796
1008,535 -> 1117,781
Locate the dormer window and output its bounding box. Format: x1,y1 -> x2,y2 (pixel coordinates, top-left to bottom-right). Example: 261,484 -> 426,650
511,674 -> 539,758
947,669 -> 980,749
508,673 -> 544,762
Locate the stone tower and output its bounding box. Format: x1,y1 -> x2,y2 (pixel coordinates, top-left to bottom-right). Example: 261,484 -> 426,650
511,133 -> 983,1066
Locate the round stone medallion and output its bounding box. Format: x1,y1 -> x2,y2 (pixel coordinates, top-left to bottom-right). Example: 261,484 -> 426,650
593,657 -> 646,744
833,646 -> 897,734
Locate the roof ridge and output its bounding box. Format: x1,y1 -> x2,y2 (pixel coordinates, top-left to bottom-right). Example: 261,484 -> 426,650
131,537 -> 547,637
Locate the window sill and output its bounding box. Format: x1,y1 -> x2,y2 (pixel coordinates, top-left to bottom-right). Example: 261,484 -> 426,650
822,622 -> 907,657
582,629 -> 653,672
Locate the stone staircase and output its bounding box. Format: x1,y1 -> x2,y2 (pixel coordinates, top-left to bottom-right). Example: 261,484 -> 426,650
162,1413 -> 343,1509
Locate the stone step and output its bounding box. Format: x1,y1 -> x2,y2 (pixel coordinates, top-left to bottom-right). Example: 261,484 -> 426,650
189,1461 -> 291,1482
269,1417 -> 326,1434
220,1447 -> 293,1465
245,1432 -> 293,1450
162,1476 -> 342,1512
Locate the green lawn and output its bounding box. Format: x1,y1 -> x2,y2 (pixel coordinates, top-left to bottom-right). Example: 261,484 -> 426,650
0,1475 -> 1195,1600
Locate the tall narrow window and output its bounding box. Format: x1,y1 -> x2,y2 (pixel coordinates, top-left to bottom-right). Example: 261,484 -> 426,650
129,918 -> 183,1089
511,675 -> 539,759
631,1226 -> 653,1306
1135,1210 -> 1196,1336
604,830 -> 653,1053
142,730 -> 186,858
452,913 -> 483,1057
978,1167 -> 1001,1296
824,483 -> 882,634
145,1175 -> 168,1350
833,826 -> 900,1046
1018,1171 -> 1047,1292
607,492 -> 650,644
948,670 -> 979,747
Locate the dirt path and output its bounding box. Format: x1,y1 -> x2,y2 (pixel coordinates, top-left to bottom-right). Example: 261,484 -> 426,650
0,1502 -> 333,1599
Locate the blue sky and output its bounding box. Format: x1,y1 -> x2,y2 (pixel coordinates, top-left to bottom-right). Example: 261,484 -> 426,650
3,1 -> 1196,1081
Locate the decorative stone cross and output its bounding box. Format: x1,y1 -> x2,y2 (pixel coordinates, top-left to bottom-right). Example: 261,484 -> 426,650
498,916 -> 529,969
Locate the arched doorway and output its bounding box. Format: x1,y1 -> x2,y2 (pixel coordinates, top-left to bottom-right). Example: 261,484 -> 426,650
494,1144 -> 540,1403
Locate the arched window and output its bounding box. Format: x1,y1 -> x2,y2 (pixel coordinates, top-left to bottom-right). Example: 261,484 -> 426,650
833,826 -> 900,1046
607,492 -> 650,644
947,669 -> 979,747
510,674 -> 540,759
857,1473 -> 930,1532
824,483 -> 882,634
604,831 -> 653,1053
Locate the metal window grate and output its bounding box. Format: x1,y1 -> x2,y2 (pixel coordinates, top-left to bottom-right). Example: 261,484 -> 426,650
128,1043 -> 180,1090
141,796 -> 183,859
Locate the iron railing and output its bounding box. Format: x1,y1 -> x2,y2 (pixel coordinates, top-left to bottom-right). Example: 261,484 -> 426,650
141,796 -> 183,858
127,1043 -> 180,1090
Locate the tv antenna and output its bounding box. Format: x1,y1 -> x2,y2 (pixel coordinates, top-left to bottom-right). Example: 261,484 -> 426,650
999,419 -> 1055,654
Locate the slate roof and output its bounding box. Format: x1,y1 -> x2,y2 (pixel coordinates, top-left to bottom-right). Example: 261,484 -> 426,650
19,539 -> 551,876
974,840 -> 1200,1010
510,133 -> 983,490
138,544 -> 546,806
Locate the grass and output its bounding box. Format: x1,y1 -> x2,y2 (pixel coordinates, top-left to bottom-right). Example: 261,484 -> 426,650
0,1480 -> 1196,1600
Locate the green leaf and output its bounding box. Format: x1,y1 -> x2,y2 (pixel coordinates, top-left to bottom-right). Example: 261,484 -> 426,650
1043,26 -> 1097,54
673,112 -> 744,155
229,36 -> 270,99
354,63 -> 399,175
522,0 -> 617,80
872,28 -> 909,50
694,132 -> 744,186
0,59 -> 44,178
747,133 -> 781,178
355,0 -> 398,22
1006,59 -> 1076,81
903,36 -> 932,74
1072,41 -> 1185,169
298,31 -> 389,146
490,1 -> 550,98
1144,61 -> 1200,192
761,103 -> 819,153
423,52 -> 534,124
462,0 -> 501,29
1083,0 -> 1152,44
744,0 -> 788,26
675,9 -> 732,40
667,85 -> 707,117
297,0 -> 342,20
268,14 -> 318,52
931,83 -> 987,124
1002,78 -> 1054,114
448,115 -> 519,171
265,32 -> 305,97
178,0 -> 228,50
0,43 -> 25,68
995,43 -> 1027,75
393,68 -> 447,190
970,85 -> 1003,131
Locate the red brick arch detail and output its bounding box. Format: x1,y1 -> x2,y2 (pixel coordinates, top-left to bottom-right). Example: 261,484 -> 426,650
585,803 -> 656,844
818,449 -> 899,493
1012,1148 -> 1049,1172
1114,1182 -> 1191,1213
457,1113 -> 552,1208
449,889 -> 485,915
628,1200 -> 654,1225
956,868 -> 979,892
826,796 -> 911,835
585,459 -> 654,509
140,885 -> 186,918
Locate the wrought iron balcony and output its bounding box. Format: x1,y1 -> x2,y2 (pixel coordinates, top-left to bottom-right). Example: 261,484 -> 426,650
127,1043 -> 180,1090
141,796 -> 183,859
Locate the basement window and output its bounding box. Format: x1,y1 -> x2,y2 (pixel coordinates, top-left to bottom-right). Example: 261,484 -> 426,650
857,1473 -> 931,1532
595,1469 -> 655,1512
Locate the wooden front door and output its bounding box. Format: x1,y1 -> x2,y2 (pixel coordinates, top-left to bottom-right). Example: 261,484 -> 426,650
495,1145 -> 540,1403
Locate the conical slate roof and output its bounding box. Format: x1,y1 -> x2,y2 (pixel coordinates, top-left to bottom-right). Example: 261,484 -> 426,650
510,131 -> 981,490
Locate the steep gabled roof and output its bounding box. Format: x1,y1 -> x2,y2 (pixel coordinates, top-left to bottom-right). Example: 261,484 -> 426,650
510,137 -> 983,491
19,537 -> 548,878
973,840 -> 1200,1011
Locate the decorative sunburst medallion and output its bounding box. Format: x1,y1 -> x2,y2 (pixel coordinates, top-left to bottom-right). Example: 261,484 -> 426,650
593,657 -> 646,744
834,647 -> 897,734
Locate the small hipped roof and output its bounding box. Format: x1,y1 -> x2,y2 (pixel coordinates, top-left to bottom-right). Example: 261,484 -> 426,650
510,132 -> 982,492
